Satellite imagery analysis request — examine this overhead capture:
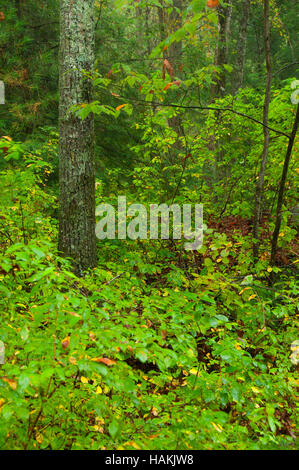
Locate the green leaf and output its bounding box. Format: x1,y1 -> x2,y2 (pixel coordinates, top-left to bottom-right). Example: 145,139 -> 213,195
108,420 -> 119,439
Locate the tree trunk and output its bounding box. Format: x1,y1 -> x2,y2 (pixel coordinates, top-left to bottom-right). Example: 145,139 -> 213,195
145,7 -> 151,56
15,0 -> 22,19
253,0 -> 272,260
270,105 -> 299,266
136,6 -> 143,57
234,0 -> 251,93
211,2 -> 233,98
59,0 -> 97,275
168,0 -> 183,75
167,0 -> 184,139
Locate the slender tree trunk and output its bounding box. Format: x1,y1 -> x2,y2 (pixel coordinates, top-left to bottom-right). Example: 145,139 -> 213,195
253,0 -> 272,260
168,0 -> 182,75
15,0 -> 22,19
136,6 -> 143,56
158,5 -> 166,45
167,0 -> 184,138
270,105 -> 299,266
208,2 -> 232,192
211,2 -> 233,98
234,0 -> 251,92
59,0 -> 97,274
145,7 -> 151,56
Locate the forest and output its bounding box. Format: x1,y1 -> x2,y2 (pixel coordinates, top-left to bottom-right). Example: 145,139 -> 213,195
0,0 -> 298,452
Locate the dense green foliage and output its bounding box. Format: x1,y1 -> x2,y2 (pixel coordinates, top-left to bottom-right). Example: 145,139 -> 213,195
0,0 -> 298,450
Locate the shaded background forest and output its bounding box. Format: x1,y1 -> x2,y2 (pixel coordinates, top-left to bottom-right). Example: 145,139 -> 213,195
0,0 -> 298,451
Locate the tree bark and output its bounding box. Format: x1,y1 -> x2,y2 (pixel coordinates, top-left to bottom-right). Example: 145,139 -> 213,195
211,2 -> 233,98
136,6 -> 143,57
15,0 -> 22,19
168,0 -> 183,75
270,105 -> 299,266
234,0 -> 251,93
167,0 -> 184,139
253,0 -> 272,260
59,0 -> 97,274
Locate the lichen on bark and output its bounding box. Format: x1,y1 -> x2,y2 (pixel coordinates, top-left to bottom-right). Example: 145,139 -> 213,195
59,0 -> 97,274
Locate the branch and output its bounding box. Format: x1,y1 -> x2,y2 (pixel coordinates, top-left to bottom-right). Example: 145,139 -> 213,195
26,22 -> 59,29
273,62 -> 299,76
126,98 -> 291,138
103,272 -> 125,285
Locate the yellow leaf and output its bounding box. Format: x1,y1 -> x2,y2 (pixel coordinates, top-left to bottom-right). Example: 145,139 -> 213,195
267,267 -> 273,273
291,341 -> 299,352
248,294 -> 257,301
129,441 -> 141,450
96,417 -> 105,425
211,422 -> 223,432
36,433 -> 43,444
96,386 -> 103,395
81,376 -> 89,384
67,311 -> 80,318
251,386 -> 261,394
92,425 -> 104,433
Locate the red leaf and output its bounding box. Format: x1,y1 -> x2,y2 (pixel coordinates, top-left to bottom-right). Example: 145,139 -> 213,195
163,59 -> 174,80
62,337 -> 70,350
207,0 -> 219,8
163,82 -> 173,91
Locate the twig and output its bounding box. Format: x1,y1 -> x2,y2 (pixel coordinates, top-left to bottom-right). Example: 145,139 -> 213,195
119,96 -> 291,138
103,272 -> 125,285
